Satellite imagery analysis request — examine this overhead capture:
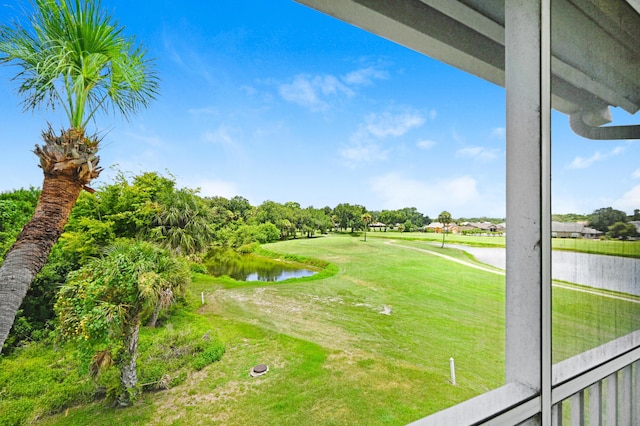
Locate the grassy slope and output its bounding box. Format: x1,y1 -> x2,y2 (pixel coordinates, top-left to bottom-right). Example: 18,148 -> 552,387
4,234 -> 639,425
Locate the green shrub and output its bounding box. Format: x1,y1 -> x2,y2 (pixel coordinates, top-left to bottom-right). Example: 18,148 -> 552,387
170,371 -> 188,387
192,340 -> 226,370
190,262 -> 207,274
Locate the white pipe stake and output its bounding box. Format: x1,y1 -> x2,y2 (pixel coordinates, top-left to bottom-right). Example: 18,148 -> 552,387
201,292 -> 205,305
450,357 -> 456,385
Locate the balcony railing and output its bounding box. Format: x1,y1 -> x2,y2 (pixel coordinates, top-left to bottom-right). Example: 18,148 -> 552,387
410,330 -> 640,425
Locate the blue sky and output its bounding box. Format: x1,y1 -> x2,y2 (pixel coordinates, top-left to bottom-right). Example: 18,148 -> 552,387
0,1 -> 638,218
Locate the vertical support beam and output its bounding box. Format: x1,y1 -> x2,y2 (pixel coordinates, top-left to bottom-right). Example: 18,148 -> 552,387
634,361 -> 640,424
570,392 -> 584,426
621,365 -> 632,425
505,0 -> 552,424
588,382 -> 602,426
552,402 -> 563,426
606,372 -> 618,425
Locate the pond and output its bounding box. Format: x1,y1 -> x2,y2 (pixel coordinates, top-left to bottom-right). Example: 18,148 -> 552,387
448,244 -> 640,296
204,248 -> 316,282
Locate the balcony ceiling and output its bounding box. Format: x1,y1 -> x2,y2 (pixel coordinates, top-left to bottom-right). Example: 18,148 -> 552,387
297,0 -> 640,128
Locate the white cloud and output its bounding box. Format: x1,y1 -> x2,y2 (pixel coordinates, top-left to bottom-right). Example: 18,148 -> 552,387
364,110 -> 425,138
188,106 -> 218,116
342,66 -> 389,86
240,85 -> 257,96
491,127 -> 506,139
428,109 -> 437,120
122,131 -> 166,148
278,74 -> 353,111
278,65 -> 388,112
568,152 -> 604,169
162,30 -> 217,86
568,145 -> 625,169
370,172 -> 501,217
614,184 -> 640,212
339,143 -> 389,164
633,169 -> 640,179
612,145 -> 626,155
202,125 -> 240,148
417,139 -> 436,150
456,146 -> 500,161
339,108 -> 427,166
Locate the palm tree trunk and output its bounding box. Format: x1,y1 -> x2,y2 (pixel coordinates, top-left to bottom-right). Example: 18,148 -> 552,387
0,173 -> 83,350
118,319 -> 140,406
147,303 -> 162,328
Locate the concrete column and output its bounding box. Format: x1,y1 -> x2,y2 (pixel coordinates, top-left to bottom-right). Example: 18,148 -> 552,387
505,0 -> 552,424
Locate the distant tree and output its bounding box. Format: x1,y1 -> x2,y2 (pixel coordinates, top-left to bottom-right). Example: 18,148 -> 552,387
98,172 -> 175,238
330,214 -> 339,231
254,200 -> 283,226
551,213 -> 589,223
258,223 -> 281,243
631,209 -> 640,221
378,210 -> 402,228
56,241 -> 190,405
333,203 -> 364,232
399,207 -> 427,228
228,196 -> 254,221
296,208 -> 315,238
607,222 -> 638,240
305,207 -> 332,236
458,216 -> 506,224
361,212 -> 372,241
588,207 -> 628,233
438,211 -> 453,248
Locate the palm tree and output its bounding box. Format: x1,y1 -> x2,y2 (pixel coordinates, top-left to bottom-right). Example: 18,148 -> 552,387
149,189 -> 215,255
361,212 -> 372,242
56,240 -> 190,405
0,0 -> 158,350
438,211 -> 453,248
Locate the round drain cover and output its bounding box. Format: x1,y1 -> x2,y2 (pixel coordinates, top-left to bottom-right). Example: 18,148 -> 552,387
250,364 -> 269,377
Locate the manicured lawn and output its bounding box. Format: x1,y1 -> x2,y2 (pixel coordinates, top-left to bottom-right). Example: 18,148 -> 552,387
4,234 -> 639,425
368,231 -> 506,247
370,231 -> 640,258
552,237 -> 640,258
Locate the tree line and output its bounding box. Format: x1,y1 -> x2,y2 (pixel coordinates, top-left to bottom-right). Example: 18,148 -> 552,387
586,207 -> 640,240
0,170 -> 434,344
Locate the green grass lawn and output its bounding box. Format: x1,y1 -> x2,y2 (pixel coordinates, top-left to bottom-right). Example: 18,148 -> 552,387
3,234 -> 639,425
368,231 -> 640,258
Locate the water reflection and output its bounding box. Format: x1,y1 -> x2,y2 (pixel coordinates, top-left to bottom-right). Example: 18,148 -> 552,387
449,244 -> 640,295
204,248 -> 316,282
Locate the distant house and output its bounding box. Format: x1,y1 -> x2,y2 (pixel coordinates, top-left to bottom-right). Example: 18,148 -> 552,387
425,221 -> 459,234
551,221 -> 602,238
458,221 -> 506,235
425,222 -> 443,233
369,221 -> 387,231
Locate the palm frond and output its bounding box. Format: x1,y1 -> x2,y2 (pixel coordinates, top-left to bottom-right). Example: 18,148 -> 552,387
0,0 -> 158,130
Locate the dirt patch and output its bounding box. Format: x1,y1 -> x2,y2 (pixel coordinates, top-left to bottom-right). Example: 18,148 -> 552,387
207,287 -> 356,350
